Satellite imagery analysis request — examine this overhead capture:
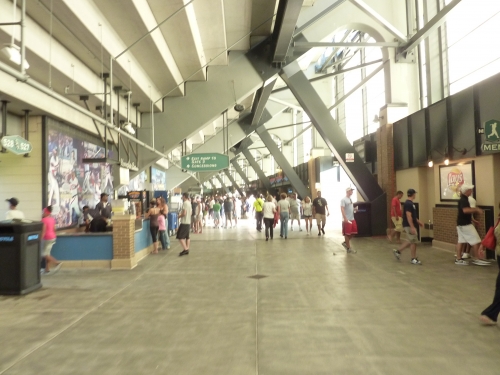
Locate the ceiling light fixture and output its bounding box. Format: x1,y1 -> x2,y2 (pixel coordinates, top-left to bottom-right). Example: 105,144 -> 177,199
122,122 -> 135,135
1,44 -> 29,69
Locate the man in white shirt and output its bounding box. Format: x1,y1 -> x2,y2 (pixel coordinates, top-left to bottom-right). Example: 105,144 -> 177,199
177,192 -> 192,256
5,198 -> 25,220
289,193 -> 303,231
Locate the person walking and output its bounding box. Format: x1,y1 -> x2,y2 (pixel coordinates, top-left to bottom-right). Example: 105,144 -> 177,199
263,195 -> 276,241
254,194 -> 264,232
5,197 -> 24,220
387,191 -> 404,243
41,206 -> 62,275
393,189 -> 424,265
303,196 -> 313,235
178,192 -> 192,256
213,199 -> 221,228
289,193 -> 303,232
341,187 -> 358,253
454,184 -> 489,266
224,195 -> 234,229
145,201 -> 161,254
312,191 -> 329,236
480,202 -> 500,325
277,193 -> 290,239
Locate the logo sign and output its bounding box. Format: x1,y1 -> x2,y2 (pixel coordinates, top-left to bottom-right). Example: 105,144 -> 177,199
1,135 -> 32,155
181,153 -> 229,172
345,153 -> 355,163
0,236 -> 14,242
482,119 -> 500,152
27,234 -> 39,241
119,159 -> 139,171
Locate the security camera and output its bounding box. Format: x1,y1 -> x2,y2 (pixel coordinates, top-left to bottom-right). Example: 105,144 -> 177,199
234,104 -> 245,112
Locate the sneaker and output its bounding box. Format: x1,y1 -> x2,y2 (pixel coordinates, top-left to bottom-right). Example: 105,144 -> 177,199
410,258 -> 422,265
40,268 -> 45,275
455,259 -> 469,266
393,249 -> 401,260
472,259 -> 491,266
167,246 -> 171,250
179,250 -> 189,256
51,263 -> 63,274
461,253 -> 471,259
299,228 -> 303,232
347,248 -> 357,254
318,232 -> 321,236
480,315 -> 497,325
341,242 -> 348,250
321,228 -> 325,235
307,232 -> 310,236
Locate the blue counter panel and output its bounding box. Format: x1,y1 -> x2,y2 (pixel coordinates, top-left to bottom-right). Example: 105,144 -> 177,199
51,235 -> 113,260
135,219 -> 152,253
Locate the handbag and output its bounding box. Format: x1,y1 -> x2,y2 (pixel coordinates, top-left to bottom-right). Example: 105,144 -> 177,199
482,219 -> 500,250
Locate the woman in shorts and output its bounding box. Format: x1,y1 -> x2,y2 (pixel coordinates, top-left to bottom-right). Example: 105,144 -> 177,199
302,196 -> 313,235
41,206 -> 62,274
146,201 -> 161,254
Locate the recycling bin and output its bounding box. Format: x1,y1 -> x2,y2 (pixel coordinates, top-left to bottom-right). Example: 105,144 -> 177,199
354,202 -> 372,237
0,221 -> 43,295
168,212 -> 178,236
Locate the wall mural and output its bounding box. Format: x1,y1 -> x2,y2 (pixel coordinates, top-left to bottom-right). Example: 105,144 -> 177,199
151,167 -> 166,191
47,129 -> 113,228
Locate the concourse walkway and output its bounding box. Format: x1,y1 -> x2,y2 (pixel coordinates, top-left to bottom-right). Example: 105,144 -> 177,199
2,219 -> 500,374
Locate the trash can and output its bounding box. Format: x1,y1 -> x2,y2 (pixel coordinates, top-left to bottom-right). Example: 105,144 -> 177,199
354,202 -> 371,237
0,221 -> 43,295
168,212 -> 178,236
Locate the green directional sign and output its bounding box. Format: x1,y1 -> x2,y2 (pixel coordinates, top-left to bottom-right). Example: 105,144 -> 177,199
1,135 -> 32,155
481,119 -> 500,152
181,153 -> 229,172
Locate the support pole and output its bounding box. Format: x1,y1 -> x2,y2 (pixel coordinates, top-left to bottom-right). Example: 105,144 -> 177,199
231,159 -> 251,186
223,169 -> 243,196
215,174 -> 231,194
23,109 -> 30,157
256,127 -> 309,199
241,149 -> 272,191
1,100 -> 8,153
20,0 -> 26,75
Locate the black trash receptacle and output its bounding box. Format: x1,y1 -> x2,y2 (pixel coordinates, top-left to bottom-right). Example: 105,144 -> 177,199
0,221 -> 43,295
354,202 -> 372,237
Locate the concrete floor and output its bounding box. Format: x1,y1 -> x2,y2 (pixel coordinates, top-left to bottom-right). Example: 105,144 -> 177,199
2,218 -> 500,375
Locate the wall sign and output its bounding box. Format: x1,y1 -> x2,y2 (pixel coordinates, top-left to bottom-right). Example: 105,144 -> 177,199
345,153 -> 354,163
1,135 -> 32,155
0,236 -> 14,242
439,161 -> 475,201
481,119 -> 500,152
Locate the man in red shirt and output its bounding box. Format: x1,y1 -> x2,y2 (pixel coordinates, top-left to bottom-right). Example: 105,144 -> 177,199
387,191 -> 404,243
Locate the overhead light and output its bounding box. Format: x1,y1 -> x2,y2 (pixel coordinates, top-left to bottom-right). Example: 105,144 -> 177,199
122,122 -> 135,135
373,114 -> 384,123
1,44 -> 29,69
444,153 -> 450,166
428,159 -> 433,168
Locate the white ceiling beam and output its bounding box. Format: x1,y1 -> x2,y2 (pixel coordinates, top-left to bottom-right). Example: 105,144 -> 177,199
56,0 -> 163,109
147,0 -> 207,81
193,0 -> 228,66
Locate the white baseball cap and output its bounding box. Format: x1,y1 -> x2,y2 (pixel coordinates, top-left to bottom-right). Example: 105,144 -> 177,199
460,184 -> 474,193
346,187 -> 355,192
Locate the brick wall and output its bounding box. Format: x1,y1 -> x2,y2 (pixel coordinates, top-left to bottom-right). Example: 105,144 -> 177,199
112,216 -> 135,260
433,207 -> 486,244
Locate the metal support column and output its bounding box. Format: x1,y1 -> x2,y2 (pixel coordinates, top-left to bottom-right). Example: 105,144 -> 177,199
23,109 -> 30,157
256,127 -> 309,199
224,169 -> 243,196
242,149 -> 272,191
215,174 -> 231,194
1,100 -> 8,153
231,159 -> 251,186
280,61 -> 386,235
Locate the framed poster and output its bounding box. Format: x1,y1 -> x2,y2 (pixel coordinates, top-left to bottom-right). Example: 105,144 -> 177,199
439,161 -> 475,201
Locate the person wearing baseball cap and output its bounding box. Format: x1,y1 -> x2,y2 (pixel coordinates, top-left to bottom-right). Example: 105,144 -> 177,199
393,189 -> 424,265
340,187 -> 358,253
455,184 -> 489,266
95,192 -> 112,219
5,197 -> 25,220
